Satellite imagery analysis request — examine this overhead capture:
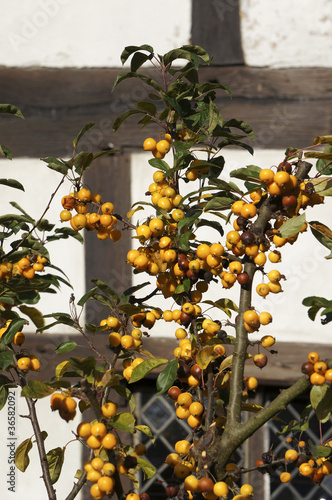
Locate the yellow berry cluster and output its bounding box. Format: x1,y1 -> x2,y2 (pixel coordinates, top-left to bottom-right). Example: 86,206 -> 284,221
166,439 -> 254,499
17,355 -> 41,373
0,254 -> 47,281
143,134 -> 172,159
302,351 -> 332,386
76,421 -> 117,450
102,314 -> 144,351
79,418 -> 144,499
60,189 -> 121,242
147,168 -> 182,211
50,393 -> 77,421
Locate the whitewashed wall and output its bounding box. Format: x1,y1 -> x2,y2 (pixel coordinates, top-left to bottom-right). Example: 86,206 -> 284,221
0,158 -> 85,333
240,0 -> 332,68
0,0 -> 192,68
0,0 -> 331,69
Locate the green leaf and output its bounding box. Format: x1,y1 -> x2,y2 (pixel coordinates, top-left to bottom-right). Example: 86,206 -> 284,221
0,145 -> 13,159
0,104 -> 24,118
309,221 -> 332,259
135,425 -> 155,444
130,50 -> 153,71
134,101 -> 157,115
204,196 -> 234,211
0,178 -> 24,191
70,356 -> 96,377
148,158 -> 170,173
178,231 -> 192,252
121,282 -> 150,303
129,358 -> 168,384
0,350 -> 14,370
278,213 -> 306,238
2,318 -> 27,345
55,341 -> 77,354
209,178 -> 243,195
277,419 -> 300,436
77,286 -> 98,307
73,122 -> 95,148
308,439 -> 332,459
41,157 -> 68,175
156,358 -> 178,395
224,118 -> 255,142
163,48 -> 200,68
120,44 -> 154,65
18,306 -> 45,329
174,278 -> 191,295
119,303 -> 147,315
316,145 -> 332,175
111,412 -> 135,433
46,447 -> 64,484
114,385 -> 135,412
0,213 -> 34,225
112,109 -> 143,132
230,165 -> 261,182
21,381 -> 55,399
15,437 -> 32,472
0,375 -> 11,410
73,151 -> 94,175
196,219 -> 224,237
202,298 -> 238,318
177,210 -> 202,232
91,279 -> 120,305
302,296 -> 332,322
137,457 -> 156,480
112,72 -> 162,93
310,384 -> 332,422
310,176 -> 332,196
51,226 -> 84,244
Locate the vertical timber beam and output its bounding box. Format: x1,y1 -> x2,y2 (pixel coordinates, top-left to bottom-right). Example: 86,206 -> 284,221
191,0 -> 244,65
84,153 -> 132,325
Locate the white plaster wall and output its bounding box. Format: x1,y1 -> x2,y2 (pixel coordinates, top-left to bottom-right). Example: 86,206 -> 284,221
0,0 -> 192,68
0,158 -> 85,333
131,149 -> 332,344
0,0 -> 331,69
240,0 -> 332,68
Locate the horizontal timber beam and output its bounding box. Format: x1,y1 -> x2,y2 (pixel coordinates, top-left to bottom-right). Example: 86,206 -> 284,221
25,333 -> 331,386
0,66 -> 331,157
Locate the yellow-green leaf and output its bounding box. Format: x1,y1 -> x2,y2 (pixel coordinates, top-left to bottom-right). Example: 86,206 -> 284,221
18,305 -> 45,329
111,412 -> 135,433
241,403 -> 264,412
15,437 -> 33,472
278,213 -> 306,238
135,425 -> 155,444
137,457 -> 156,480
196,346 -> 215,370
129,359 -> 168,383
46,447 -> 64,484
21,381 -> 55,399
313,135 -> 332,145
55,360 -> 70,380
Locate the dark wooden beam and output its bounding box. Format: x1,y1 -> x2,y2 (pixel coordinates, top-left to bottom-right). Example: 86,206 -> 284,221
27,333 -> 331,386
0,67 -> 331,158
191,0 -> 244,65
83,153 -> 132,326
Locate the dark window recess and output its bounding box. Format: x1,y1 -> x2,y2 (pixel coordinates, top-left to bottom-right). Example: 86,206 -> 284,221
131,383 -> 332,499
